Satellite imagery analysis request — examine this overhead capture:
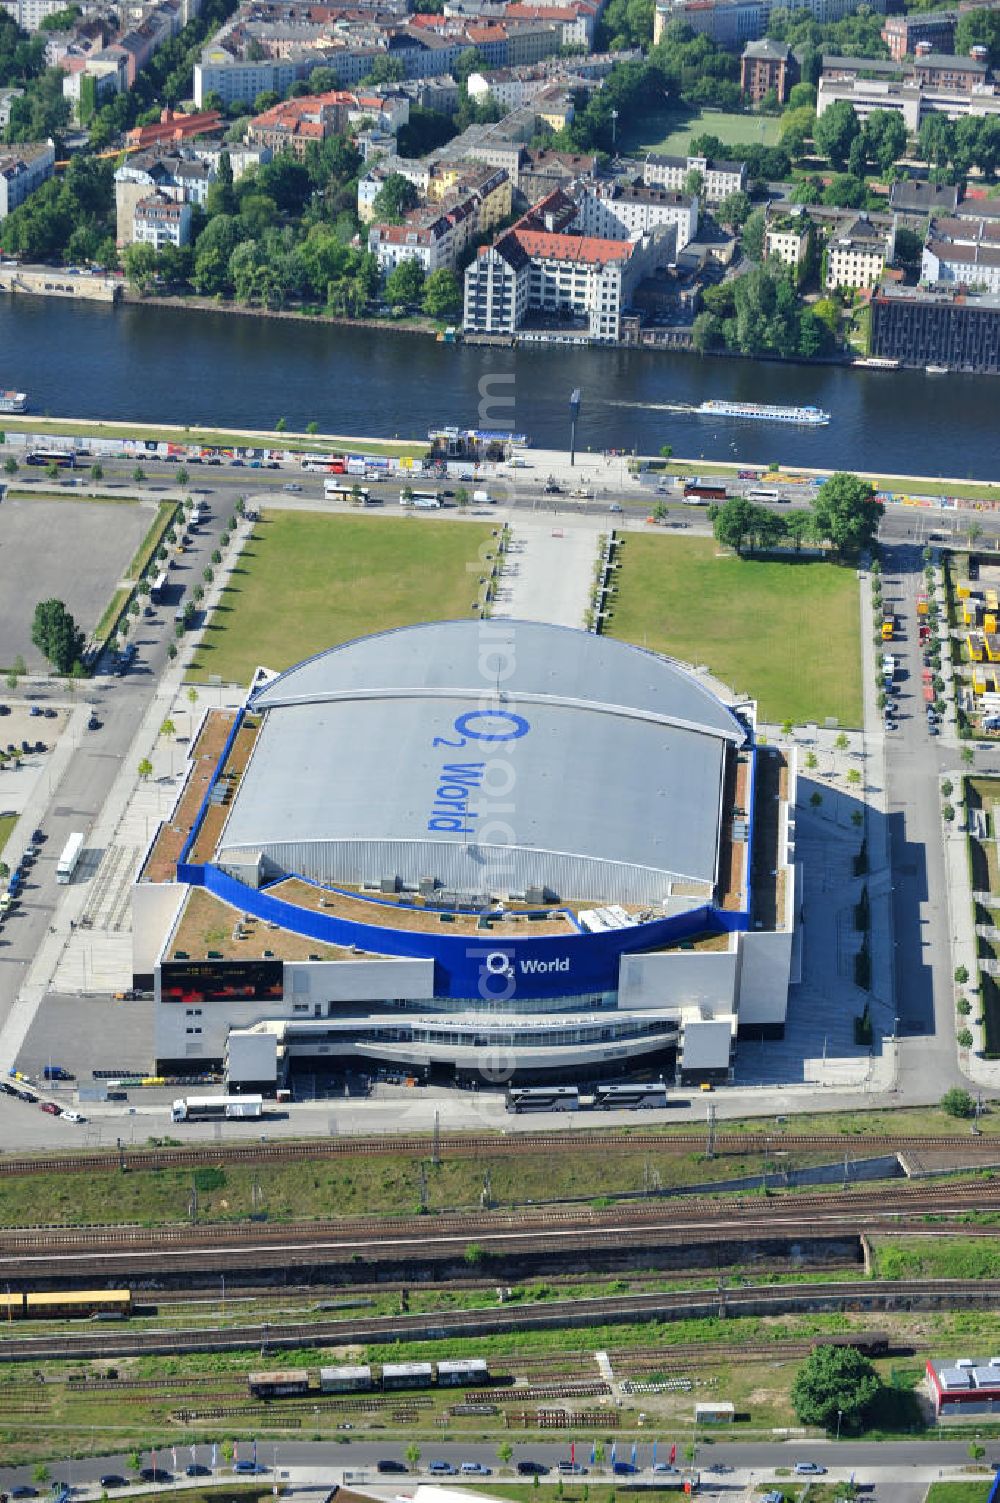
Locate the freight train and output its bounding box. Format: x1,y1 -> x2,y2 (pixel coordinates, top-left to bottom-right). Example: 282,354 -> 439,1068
249,1358 -> 490,1400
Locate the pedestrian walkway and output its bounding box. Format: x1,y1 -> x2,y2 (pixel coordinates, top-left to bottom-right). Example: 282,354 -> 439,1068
492,517 -> 599,628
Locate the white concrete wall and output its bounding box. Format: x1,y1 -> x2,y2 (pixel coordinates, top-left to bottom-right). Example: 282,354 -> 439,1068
133,882 -> 185,976
736,928 -> 794,1026
285,957 -> 435,1002
617,947 -> 739,1014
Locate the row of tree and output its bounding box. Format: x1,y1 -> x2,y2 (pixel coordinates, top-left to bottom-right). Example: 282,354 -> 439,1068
708,473 -> 884,559
691,264 -> 834,363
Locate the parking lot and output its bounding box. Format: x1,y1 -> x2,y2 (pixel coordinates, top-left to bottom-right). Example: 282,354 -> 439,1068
0,495 -> 151,667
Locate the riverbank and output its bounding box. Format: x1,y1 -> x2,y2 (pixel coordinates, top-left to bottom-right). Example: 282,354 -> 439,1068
128,288 -> 443,341
3,411 -> 1000,504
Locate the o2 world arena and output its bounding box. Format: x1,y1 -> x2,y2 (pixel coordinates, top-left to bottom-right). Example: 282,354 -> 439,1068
134,621 -> 797,1091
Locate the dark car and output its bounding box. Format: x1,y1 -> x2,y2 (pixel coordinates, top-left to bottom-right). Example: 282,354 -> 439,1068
88,716 -> 101,731
12,1487 -> 38,1497
39,1101 -> 61,1115
20,740 -> 30,754
613,1463 -> 638,1475
0,704 -> 8,715
31,829 -> 43,844
516,1462 -> 549,1476
376,1462 -> 408,1475
44,708 -> 56,718
99,1477 -> 126,1489
233,1462 -> 266,1475
34,742 -> 46,754
185,1466 -> 210,1478
29,706 -> 42,717
138,1470 -> 172,1484
43,1065 -> 72,1080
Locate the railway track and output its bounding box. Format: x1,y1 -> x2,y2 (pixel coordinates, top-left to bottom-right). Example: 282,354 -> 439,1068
1,1174 -> 997,1261
0,1276 -> 992,1364
1,1130 -> 1000,1178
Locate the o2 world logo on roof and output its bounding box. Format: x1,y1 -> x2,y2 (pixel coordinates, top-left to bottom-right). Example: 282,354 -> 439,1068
426,709 -> 530,835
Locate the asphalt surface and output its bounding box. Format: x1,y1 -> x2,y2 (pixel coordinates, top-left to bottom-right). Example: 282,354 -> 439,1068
1,1437 -> 997,1492
0,490 -> 230,1043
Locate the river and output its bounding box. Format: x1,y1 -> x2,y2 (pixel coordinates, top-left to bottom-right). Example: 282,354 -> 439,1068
3,296 -> 998,479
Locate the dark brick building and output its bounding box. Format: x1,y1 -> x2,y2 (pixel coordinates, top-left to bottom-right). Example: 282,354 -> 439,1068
870,285 -> 1000,373
740,38 -> 798,104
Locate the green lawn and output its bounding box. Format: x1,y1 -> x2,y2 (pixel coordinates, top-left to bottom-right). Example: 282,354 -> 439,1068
188,511 -> 493,685
608,535 -> 862,725
0,813 -> 15,857
1,417 -> 427,457
925,1485 -> 993,1503
621,106 -> 781,156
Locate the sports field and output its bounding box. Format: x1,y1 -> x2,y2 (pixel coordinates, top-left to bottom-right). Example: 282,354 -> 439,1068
188,511 -> 493,685
608,534 -> 861,725
621,107 -> 781,157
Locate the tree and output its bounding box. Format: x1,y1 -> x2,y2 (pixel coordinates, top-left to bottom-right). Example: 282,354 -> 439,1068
941,1087 -> 976,1118
497,1442 -> 513,1468
712,496 -> 759,556
814,98 -> 861,171
791,1345 -> 881,1430
741,206 -> 766,261
89,461 -> 103,482
33,1467 -> 50,1486
862,109 -> 906,175
422,267 -> 462,319
137,757 -> 153,780
160,718 -> 176,738
405,1445 -> 421,1471
684,167 -> 704,197
717,189 -> 751,230
385,258 -> 425,306
835,731 -> 849,752
659,444 -> 672,459
31,598 -> 84,674
132,464 -> 145,484
176,466 -> 189,486
958,1027 -> 975,1049
3,455 -> 17,475
372,173 -> 420,224
811,472 -> 883,557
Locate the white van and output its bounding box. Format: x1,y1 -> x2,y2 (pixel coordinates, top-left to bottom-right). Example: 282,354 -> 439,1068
473,489 -> 492,505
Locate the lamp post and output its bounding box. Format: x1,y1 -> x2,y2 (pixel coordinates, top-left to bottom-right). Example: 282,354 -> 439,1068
610,107 -> 618,152
569,388 -> 582,468
836,1409 -> 843,1442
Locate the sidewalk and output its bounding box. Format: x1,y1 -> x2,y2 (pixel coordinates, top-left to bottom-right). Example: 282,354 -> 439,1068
493,516 -> 601,627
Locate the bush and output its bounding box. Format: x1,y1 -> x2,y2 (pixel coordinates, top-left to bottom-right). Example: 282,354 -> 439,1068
955,965 -> 969,984
957,1028 -> 975,1049
942,1088 -> 976,1117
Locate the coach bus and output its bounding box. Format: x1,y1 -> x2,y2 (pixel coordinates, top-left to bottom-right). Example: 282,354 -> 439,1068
592,1081 -> 669,1111
171,1094 -> 264,1122
149,570 -> 168,604
25,448 -> 76,469
324,480 -> 369,504
505,1085 -> 580,1113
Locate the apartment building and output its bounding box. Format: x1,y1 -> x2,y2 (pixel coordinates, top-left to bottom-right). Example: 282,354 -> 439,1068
247,89 -> 408,158
133,190 -> 193,248
654,0 -> 884,48
881,10 -> 956,62
765,212 -> 812,271
826,213 -> 890,290
817,71 -> 1000,128
574,179 -> 698,253
923,214 -> 1000,296
912,52 -> 989,92
0,140 -> 55,220
369,166 -> 510,273
464,187 -> 678,340
740,37 -> 797,103
643,152 -> 746,204
0,0 -> 77,29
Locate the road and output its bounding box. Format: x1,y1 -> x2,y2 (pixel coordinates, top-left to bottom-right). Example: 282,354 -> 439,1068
0,488 -> 231,1042
0,1437 -> 996,1493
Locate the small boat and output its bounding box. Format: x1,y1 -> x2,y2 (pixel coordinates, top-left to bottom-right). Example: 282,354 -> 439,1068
925,364 -> 949,375
0,390 -> 27,413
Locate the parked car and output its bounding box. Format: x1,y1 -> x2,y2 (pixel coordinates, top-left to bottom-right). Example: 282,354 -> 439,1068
138,1470 -> 172,1484
613,1463 -> 638,1475
233,1462 -> 266,1475
185,1466 -> 210,1478
39,1102 -> 61,1115
43,1065 -> 72,1080
794,1463 -> 826,1475
61,1110 -> 85,1124
651,1464 -> 676,1474
428,1462 -> 455,1475
98,1478 -> 126,1489
376,1462 -> 407,1475
558,1464 -> 587,1475
460,1464 -> 491,1475
516,1462 -> 548,1476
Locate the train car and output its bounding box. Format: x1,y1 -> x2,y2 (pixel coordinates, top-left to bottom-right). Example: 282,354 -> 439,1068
25,1290 -> 132,1320
320,1365 -> 373,1394
437,1359 -> 489,1387
814,1331 -> 890,1357
592,1082 -> 669,1111
0,1292 -> 25,1320
382,1361 -> 435,1391
505,1085 -> 580,1113
248,1370 -> 312,1400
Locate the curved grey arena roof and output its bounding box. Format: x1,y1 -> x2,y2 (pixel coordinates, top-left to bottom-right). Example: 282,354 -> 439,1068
218,622 -> 747,905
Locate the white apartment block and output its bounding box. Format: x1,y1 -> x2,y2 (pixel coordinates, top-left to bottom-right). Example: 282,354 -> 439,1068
369,193 -> 478,274
133,191 -> 193,248
357,156 -> 432,223
643,152 -> 747,205
574,180 -> 698,253
765,215 -> 811,269
826,215 -> 888,290
922,216 -> 1000,296
0,0 -> 73,30
0,140 -> 55,220
817,72 -> 1000,130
